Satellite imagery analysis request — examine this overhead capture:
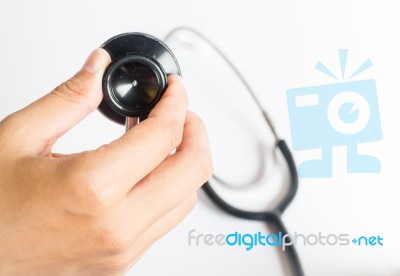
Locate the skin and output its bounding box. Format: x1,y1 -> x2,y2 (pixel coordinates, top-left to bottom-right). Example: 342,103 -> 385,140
0,48 -> 213,275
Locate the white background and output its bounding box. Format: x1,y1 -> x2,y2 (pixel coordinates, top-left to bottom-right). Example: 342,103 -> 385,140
0,1 -> 399,275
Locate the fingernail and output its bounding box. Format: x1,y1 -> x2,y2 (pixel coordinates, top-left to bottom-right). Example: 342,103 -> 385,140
82,49 -> 107,73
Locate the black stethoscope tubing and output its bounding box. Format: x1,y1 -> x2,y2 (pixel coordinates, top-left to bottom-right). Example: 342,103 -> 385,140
165,27 -> 304,276
202,140 -> 303,276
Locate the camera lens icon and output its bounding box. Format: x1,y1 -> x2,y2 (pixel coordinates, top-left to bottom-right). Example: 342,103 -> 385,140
327,91 -> 371,135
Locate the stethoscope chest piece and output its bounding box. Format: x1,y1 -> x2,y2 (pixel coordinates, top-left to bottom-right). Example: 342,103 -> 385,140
98,33 -> 181,125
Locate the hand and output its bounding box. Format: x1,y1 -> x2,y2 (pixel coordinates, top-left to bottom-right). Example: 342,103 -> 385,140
0,49 -> 213,275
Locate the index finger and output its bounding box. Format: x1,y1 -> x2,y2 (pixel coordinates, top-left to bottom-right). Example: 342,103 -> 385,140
66,75 -> 188,202
126,112 -> 213,234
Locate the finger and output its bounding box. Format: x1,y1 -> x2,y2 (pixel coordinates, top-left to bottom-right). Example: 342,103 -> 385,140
52,152 -> 80,159
147,75 -> 187,121
126,112 -> 212,233
91,194 -> 197,273
7,48 -> 111,155
119,194 -> 198,272
129,194 -> 197,267
69,75 -> 188,202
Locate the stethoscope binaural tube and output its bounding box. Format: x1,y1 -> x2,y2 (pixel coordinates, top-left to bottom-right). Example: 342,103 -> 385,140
165,27 -> 304,276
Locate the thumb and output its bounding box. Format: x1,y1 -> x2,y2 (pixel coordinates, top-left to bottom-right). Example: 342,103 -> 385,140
10,48 -> 111,155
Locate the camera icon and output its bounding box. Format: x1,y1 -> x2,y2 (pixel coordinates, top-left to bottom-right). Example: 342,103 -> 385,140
286,51 -> 382,178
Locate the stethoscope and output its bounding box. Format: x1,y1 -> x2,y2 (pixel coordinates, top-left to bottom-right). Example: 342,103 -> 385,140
98,28 -> 304,276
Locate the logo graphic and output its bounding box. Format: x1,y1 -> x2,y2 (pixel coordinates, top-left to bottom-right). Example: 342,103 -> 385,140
188,229 -> 384,251
286,49 -> 382,178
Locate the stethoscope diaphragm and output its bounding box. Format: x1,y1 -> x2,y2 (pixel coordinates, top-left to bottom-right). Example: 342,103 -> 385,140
98,32 -> 181,125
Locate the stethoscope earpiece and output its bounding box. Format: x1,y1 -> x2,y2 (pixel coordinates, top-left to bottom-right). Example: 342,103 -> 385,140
98,32 -> 181,128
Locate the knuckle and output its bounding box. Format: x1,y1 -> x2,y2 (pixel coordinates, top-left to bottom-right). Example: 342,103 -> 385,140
187,111 -> 204,127
187,110 -> 201,121
194,149 -> 214,183
64,158 -> 110,213
0,113 -> 15,128
82,182 -> 109,212
187,194 -> 198,210
186,112 -> 213,182
54,75 -> 85,98
0,112 -> 25,134
161,117 -> 183,149
96,226 -> 131,256
51,74 -> 91,110
101,254 -> 132,273
0,114 -> 18,141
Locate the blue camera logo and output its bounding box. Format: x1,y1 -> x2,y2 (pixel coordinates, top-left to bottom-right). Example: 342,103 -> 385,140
286,49 -> 382,178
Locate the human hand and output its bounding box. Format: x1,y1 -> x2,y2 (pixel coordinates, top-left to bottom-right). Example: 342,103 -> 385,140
0,49 -> 213,275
